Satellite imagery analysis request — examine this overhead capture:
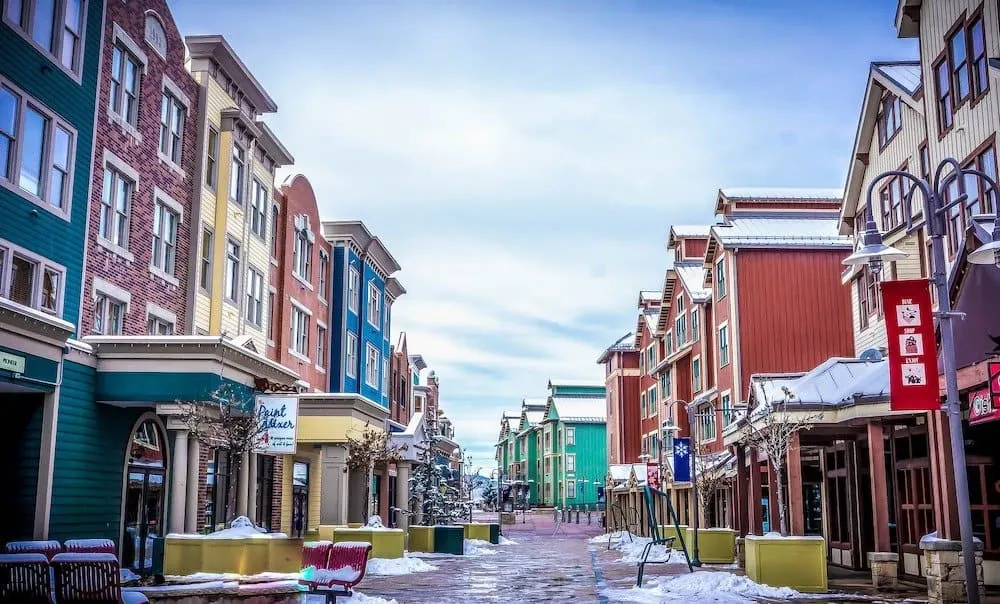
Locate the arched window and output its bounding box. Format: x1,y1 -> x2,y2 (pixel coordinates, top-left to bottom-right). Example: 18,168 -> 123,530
122,418 -> 167,573
144,13 -> 167,58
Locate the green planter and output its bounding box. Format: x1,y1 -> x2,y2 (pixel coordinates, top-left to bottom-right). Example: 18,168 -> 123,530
433,525 -> 464,555
488,524 -> 500,545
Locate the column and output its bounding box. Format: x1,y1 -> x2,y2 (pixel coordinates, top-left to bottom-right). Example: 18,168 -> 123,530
928,411 -> 960,540
237,450 -> 249,517
247,452 -> 258,525
748,449 -> 763,535
33,386 -> 60,539
867,423 -> 890,551
169,430 -> 189,534
185,437 -> 200,533
787,431 -> 804,536
735,445 -> 749,536
396,462 -> 411,532
378,471 -> 390,522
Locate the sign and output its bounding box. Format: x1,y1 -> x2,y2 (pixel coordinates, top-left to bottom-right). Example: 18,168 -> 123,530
255,396 -> 298,454
672,437 -> 691,483
970,362 -> 1000,425
646,462 -> 660,490
883,279 -> 940,411
0,351 -> 26,374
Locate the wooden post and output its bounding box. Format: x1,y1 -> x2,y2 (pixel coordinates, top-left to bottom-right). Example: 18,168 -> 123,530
787,432 -> 804,536
735,445 -> 749,536
867,422 -> 891,552
749,448 -> 763,535
928,411 -> 961,540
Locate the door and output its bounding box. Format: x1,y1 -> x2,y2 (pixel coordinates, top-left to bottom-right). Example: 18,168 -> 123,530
291,461 -> 309,537
121,419 -> 166,573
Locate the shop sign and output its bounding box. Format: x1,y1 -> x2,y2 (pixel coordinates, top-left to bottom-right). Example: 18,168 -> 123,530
970,362 -> 1000,425
255,396 -> 298,454
646,462 -> 660,490
0,351 -> 26,374
882,279 -> 940,411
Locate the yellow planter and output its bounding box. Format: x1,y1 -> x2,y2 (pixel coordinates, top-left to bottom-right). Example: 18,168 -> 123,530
333,527 -> 373,545
745,535 -> 828,593
163,536 -> 203,576
267,539 -> 303,572
163,537 -> 304,576
242,539 -> 270,575
407,526 -> 435,553
369,529 -> 405,559
657,525 -> 688,551
201,537 -> 248,574
684,528 -> 736,564
461,523 -> 492,542
348,523 -> 364,529
303,529 -> 320,542
317,525 -> 348,542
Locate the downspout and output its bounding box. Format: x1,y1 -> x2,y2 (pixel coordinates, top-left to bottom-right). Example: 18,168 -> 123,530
730,248 -> 744,406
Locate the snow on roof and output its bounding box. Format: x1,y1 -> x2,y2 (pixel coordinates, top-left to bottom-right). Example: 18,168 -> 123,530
598,332 -> 635,363
751,358 -> 888,411
522,397 -> 548,408
712,215 -> 853,249
671,225 -> 712,238
642,309 -> 659,334
639,290 -> 660,302
608,463 -> 647,482
549,378 -> 606,389
720,187 -> 843,201
524,410 -> 545,426
502,409 -> 521,420
874,61 -> 921,96
551,396 -> 607,422
674,262 -> 711,302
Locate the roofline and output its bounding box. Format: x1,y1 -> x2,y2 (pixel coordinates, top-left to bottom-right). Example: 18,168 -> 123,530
322,220 -> 402,276
185,35 -> 278,113
255,121 -> 294,166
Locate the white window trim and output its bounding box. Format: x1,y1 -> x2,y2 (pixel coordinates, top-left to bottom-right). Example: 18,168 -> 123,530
364,342 -> 380,388
566,453 -> 576,473
288,298 -> 311,362
315,319 -> 327,373
0,237 -> 66,316
157,79 -> 187,176
244,264 -> 265,328
2,0 -> 89,83
249,179 -> 268,241
149,187 -> 183,285
266,285 -> 277,347
366,281 -> 381,329
692,354 -> 702,393
145,301 -> 175,333
566,427 -> 575,446
348,266 -> 360,313
720,389 -> 734,426
317,250 -> 329,302
92,276 -> 132,311
161,74 -> 191,109
716,257 -> 727,300
345,332 -> 358,378
106,23 -> 148,140
98,150 -> 138,261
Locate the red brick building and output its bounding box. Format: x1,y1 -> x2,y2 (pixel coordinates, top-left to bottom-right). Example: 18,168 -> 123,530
268,173 -> 333,391
82,1 -> 199,336
388,332 -> 413,428
598,332 -> 640,465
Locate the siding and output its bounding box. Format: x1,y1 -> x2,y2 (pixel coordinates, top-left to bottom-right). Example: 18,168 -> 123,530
49,362 -> 144,543
563,422 -> 606,506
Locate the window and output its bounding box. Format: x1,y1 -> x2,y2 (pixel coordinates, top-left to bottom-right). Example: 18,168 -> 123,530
199,227 -> 212,291
649,386 -> 657,413
267,291 -> 276,341
151,199 -> 178,276
109,45 -> 141,126
675,313 -> 687,346
566,427 -> 575,446
290,305 -> 309,357
4,0 -> 85,74
318,251 -> 329,299
970,16 -> 988,97
365,344 -> 380,387
250,179 -> 267,238
147,314 -> 173,335
345,332 -> 358,378
348,267 -> 360,312
205,127 -> 219,188
661,368 -> 672,397
640,392 -> 647,417
99,167 -> 132,248
919,142 -> 930,183
722,393 -> 733,426
224,239 -> 240,303
158,92 -> 184,164
566,454 -> 575,472
566,480 -> 576,498
382,357 -> 389,393
935,57 -> 953,132
691,308 -> 699,341
293,226 -> 312,282
93,293 -> 125,334
367,282 -> 381,328
715,258 -> 726,299
699,404 -> 716,442
692,357 -> 701,392
270,204 -> 279,258
857,265 -> 880,329
0,84 -> 75,213
316,324 -> 327,366
245,266 -> 264,327
229,144 -> 245,204
878,172 -> 905,231
719,324 -> 730,366
950,26 -> 970,103
666,330 -> 673,355
877,94 -> 902,148
0,241 -> 63,314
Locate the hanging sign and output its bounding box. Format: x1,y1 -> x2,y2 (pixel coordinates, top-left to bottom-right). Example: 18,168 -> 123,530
255,396 -> 298,453
646,462 -> 660,489
970,362 -> 1000,425
672,437 -> 691,483
883,279 -> 940,411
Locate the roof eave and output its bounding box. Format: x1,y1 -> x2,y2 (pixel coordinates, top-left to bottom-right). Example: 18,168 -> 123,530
185,35 -> 278,113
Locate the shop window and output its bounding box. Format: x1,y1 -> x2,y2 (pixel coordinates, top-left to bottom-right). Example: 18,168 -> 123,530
205,449 -> 232,533
255,456 -> 275,532
893,429 -> 934,552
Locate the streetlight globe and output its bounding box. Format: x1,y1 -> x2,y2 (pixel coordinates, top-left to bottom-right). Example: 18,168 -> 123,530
968,239 -> 1000,267
842,242 -> 909,267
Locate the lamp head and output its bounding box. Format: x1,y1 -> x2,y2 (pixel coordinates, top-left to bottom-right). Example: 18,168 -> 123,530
843,219 -> 908,275
968,239 -> 1000,267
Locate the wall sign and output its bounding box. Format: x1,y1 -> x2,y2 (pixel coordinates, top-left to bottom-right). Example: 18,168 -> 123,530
255,396 -> 298,454
0,351 -> 26,374
883,279 -> 940,411
970,362 -> 1000,425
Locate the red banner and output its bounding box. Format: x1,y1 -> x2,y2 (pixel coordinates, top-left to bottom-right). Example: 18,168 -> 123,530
970,362 -> 1000,425
883,279 -> 940,411
646,463 -> 660,489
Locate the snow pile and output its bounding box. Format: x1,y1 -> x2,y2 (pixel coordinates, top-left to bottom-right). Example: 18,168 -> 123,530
464,539 -> 498,557
589,531 -> 629,544
615,538 -> 687,565
339,593 -> 399,604
605,571 -> 806,603
366,556 -> 438,576
194,516 -> 286,539
498,536 -> 518,545
366,515 -> 384,529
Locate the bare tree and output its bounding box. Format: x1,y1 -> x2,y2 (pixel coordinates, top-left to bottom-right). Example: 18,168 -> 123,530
347,425 -> 407,519
739,387 -> 821,536
694,453 -> 732,526
178,383 -> 266,528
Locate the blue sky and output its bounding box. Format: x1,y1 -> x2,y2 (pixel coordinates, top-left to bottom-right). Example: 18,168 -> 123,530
172,0 -> 916,469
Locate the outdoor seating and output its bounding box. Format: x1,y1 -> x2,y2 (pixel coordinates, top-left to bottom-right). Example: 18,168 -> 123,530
0,552 -> 51,603
5,540 -> 62,560
64,539 -> 117,555
51,552 -> 148,604
299,541 -> 372,603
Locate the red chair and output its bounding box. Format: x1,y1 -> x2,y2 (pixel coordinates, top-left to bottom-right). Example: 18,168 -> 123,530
51,552 -> 148,604
301,540 -> 333,570
4,540 -> 62,560
0,553 -> 51,603
64,539 -> 117,555
299,541 -> 372,603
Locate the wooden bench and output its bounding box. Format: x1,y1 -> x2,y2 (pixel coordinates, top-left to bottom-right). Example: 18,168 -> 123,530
51,552 -> 148,604
0,552 -> 51,603
299,541 -> 372,603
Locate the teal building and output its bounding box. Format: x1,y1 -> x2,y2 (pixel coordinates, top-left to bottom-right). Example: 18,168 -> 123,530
539,380 -> 607,508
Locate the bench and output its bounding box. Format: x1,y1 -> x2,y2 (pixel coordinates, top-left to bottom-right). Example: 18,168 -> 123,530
0,553 -> 51,603
299,541 -> 372,603
5,540 -> 62,560
64,539 -> 117,555
51,552 -> 148,604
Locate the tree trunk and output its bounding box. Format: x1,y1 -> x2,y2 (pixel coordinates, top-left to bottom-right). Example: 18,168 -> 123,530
775,462 -> 788,536
226,449 -> 240,525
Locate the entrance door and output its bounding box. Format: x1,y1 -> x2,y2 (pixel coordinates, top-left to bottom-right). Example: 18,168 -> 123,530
121,419 -> 166,573
291,461 -> 309,537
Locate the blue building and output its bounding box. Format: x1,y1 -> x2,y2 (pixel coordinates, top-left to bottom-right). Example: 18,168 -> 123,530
324,221 -> 405,408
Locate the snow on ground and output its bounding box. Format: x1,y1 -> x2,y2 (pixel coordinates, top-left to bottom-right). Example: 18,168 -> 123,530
366,556 -> 439,576
596,534 -> 688,565
498,536 -> 518,545
590,531 -> 630,545
305,592 -> 398,604
603,571 -> 806,603
464,539 -> 499,556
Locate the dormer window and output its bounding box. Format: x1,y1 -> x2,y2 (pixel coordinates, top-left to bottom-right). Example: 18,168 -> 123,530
877,94 -> 902,149
292,215 -> 314,283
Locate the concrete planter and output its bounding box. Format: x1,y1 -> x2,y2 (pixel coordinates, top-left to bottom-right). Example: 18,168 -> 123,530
369,529 -> 405,559
685,528 -> 736,564
657,525 -> 688,551
317,525 -> 347,542
745,535 -> 827,593
162,536 -> 203,576
408,526 -> 435,553
433,525 -> 464,555
348,522 -> 364,529
164,536 -> 303,576
267,538 -> 304,572
461,523 -> 492,542
332,527 -> 373,544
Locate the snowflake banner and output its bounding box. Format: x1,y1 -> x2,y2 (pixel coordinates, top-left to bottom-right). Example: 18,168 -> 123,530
672,437 -> 691,483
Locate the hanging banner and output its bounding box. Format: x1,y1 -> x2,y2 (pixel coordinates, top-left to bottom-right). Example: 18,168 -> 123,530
672,437 -> 691,483
970,362 -> 1000,425
255,396 -> 298,453
882,279 -> 940,411
646,462 -> 660,490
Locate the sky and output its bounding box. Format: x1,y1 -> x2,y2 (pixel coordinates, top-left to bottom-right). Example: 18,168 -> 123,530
171,0 -> 917,469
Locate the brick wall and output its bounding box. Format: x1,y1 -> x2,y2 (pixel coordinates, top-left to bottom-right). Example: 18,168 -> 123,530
81,0 -> 199,335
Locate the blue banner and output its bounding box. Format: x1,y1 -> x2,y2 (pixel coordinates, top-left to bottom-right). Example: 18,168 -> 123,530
672,437 -> 692,483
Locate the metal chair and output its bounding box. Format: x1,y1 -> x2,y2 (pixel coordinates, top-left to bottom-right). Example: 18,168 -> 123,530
0,553 -> 50,603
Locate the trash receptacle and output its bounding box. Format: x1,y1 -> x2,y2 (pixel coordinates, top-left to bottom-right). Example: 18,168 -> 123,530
488,523 -> 500,544
433,525 -> 464,555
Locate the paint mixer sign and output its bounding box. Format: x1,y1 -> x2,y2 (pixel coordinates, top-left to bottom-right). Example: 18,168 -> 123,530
255,396 -> 298,454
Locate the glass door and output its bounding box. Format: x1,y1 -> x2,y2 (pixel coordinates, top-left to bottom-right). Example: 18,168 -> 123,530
121,419 -> 166,574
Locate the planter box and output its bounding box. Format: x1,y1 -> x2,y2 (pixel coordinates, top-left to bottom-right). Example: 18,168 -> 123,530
201,537 -> 248,574
657,525 -> 689,551
461,523 -> 492,542
333,528 -> 373,545
745,535 -> 827,593
164,536 -> 305,576
267,538 -> 303,572
433,525 -> 464,555
408,526 -> 435,553
684,528 -> 736,564
369,529 -> 405,559
489,524 -> 500,545
348,522 -> 364,529
317,525 -> 347,542
162,536 -> 203,576
243,539 -> 270,575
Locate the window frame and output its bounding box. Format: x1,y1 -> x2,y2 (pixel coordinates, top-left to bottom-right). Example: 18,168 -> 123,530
198,225 -> 213,293
205,125 -> 219,189
934,53 -> 954,135
0,237 -> 65,315
345,332 -> 358,378
316,322 -> 327,370
158,88 -> 186,168
715,257 -> 726,299
692,356 -> 701,393
566,427 -> 575,446
718,323 -> 730,367
289,301 -> 310,359
108,31 -> 144,131
876,93 -> 903,150
229,143 -> 245,205
367,281 -> 381,329
348,266 -> 360,313
150,191 -> 181,281
250,178 -> 267,239
365,343 -> 380,388
2,0 -> 88,81
244,265 -> 264,328
97,157 -> 136,258
318,250 -> 329,301
292,225 -> 313,284
224,238 -> 241,304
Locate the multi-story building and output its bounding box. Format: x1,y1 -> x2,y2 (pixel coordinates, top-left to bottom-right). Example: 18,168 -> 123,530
388,332 -> 413,429
539,380 -> 607,507
496,409 -> 521,478
514,399 -> 546,506
597,332 -> 640,465
635,291 -> 661,465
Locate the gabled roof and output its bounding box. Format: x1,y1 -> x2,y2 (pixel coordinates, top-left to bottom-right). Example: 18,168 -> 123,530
749,358 -> 889,413
634,309 -> 660,346
639,290 -> 660,304
674,262 -> 712,302
546,396 -> 607,423
874,62 -> 921,97
710,213 -> 852,249
670,225 -> 712,238
408,354 -> 427,371
719,187 -> 843,201
656,267 -> 678,333
547,378 -> 606,390
597,332 -> 635,363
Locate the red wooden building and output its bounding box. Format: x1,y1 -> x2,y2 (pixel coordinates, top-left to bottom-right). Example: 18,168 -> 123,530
598,333 -> 640,465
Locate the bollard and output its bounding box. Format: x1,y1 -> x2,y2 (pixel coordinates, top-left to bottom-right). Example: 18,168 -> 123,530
575,509 -> 580,524
588,511 -> 592,525
553,508 -> 559,523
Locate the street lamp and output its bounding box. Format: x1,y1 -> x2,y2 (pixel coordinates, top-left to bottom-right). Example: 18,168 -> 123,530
684,401 -> 709,568
843,158 -> 1000,604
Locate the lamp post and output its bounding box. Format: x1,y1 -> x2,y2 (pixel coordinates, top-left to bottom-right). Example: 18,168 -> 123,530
685,401 -> 705,568
843,158 -> 1000,604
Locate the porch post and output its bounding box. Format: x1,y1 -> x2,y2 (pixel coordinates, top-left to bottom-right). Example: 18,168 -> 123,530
928,411 -> 960,540
247,452 -> 258,524
787,431 -> 804,536
735,445 -> 749,536
866,422 -> 891,551
185,437 -> 200,533
748,448 -> 763,535
767,460 -> 779,533
396,461 -> 411,532
378,471 -> 390,521
169,429 -> 189,533
237,450 -> 250,517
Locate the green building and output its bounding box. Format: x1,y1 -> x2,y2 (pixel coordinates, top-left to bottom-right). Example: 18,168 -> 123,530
539,380 -> 607,508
